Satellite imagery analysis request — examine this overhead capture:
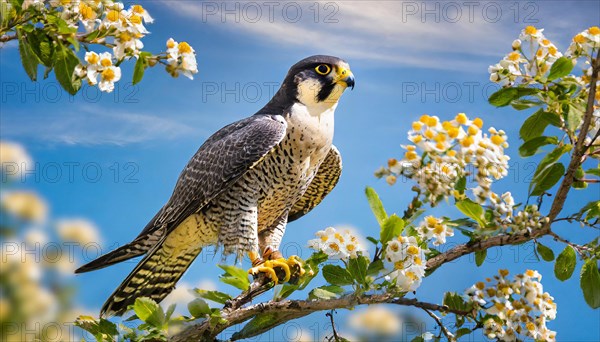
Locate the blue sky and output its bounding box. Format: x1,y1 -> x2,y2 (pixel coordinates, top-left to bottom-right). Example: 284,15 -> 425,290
1,1 -> 599,340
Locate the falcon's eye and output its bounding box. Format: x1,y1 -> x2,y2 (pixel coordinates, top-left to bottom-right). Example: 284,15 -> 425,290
315,64 -> 331,75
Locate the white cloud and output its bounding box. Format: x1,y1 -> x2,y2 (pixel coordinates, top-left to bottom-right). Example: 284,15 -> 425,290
161,1 -> 524,70
162,1 -> 594,71
0,106 -> 197,146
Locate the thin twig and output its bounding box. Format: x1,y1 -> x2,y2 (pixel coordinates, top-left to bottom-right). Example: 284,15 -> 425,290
547,231 -> 590,257
326,311 -> 343,342
423,308 -> 456,342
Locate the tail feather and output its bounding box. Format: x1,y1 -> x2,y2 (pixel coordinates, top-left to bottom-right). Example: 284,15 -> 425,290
100,236 -> 202,317
75,229 -> 164,273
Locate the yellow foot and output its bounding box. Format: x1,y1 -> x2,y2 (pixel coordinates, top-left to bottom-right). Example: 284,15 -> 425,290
248,252 -> 305,285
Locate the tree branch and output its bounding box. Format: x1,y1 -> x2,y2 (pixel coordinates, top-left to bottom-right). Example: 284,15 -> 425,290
171,293 -> 469,341
547,51 -> 600,223
0,34 -> 17,43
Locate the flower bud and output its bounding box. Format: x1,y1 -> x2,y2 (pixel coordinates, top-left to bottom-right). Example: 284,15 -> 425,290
512,39 -> 522,50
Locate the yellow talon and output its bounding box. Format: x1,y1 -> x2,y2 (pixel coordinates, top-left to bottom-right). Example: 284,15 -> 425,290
248,253 -> 305,284
249,265 -> 279,283
267,259 -> 291,283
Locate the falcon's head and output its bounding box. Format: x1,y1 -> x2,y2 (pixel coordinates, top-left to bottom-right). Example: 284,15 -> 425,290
285,55 -> 354,107
258,55 -> 354,115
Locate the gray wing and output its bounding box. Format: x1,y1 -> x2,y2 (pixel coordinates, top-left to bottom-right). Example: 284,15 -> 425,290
288,145 -> 342,222
155,114 -> 287,234
76,114 -> 286,273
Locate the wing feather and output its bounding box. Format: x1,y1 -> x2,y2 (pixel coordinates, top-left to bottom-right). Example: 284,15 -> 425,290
288,145 -> 342,222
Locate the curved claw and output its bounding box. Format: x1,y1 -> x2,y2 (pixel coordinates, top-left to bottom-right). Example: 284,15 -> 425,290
248,258 -> 291,284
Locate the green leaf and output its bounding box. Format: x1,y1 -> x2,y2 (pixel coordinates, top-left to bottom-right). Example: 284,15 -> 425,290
455,199 -> 486,227
443,292 -> 472,312
322,264 -> 353,286
380,214 -> 404,245
567,104 -> 584,132
218,264 -> 250,290
165,303 -> 176,321
348,256 -> 369,287
488,87 -> 538,107
537,243 -> 555,261
232,313 -> 281,340
188,298 -> 211,318
75,316 -> 119,341
455,327 -> 472,338
193,289 -> 232,304
132,297 -> 164,328
365,187 -> 387,226
519,109 -> 560,141
27,29 -> 54,67
547,56 -> 574,80
580,201 -> 600,220
454,176 -> 466,191
511,99 -> 544,110
366,236 -> 379,245
530,144 -> 572,192
475,250 -> 486,267
17,28 -> 39,81
519,136 -> 558,157
580,258 -> 600,309
53,44 -> 81,95
367,259 -> 384,276
555,246 -> 577,281
308,285 -> 344,300
530,162 -> 565,196
586,167 -> 600,177
132,52 -> 152,85
47,14 -> 76,35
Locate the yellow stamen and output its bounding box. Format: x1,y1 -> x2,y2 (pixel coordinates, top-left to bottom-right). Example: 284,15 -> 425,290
447,127 -> 459,138
129,14 -> 142,25
132,4 -> 144,14
178,42 -> 192,54
455,113 -> 468,125
405,151 -> 418,160
426,216 -> 437,226
524,26 -> 537,35
86,53 -> 99,65
468,125 -> 479,136
101,68 -> 115,81
573,34 -> 586,43
406,245 -> 419,255
427,116 -> 438,127
491,135 -> 504,145
106,10 -> 120,22
461,136 -> 474,147
507,51 -> 521,61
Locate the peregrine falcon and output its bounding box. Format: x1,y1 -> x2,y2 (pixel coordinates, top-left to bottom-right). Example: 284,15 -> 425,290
75,55 -> 354,317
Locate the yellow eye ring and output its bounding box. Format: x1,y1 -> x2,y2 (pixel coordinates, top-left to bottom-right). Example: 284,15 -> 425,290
315,64 -> 331,75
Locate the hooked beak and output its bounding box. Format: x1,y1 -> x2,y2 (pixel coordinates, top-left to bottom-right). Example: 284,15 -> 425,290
335,66 -> 355,90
